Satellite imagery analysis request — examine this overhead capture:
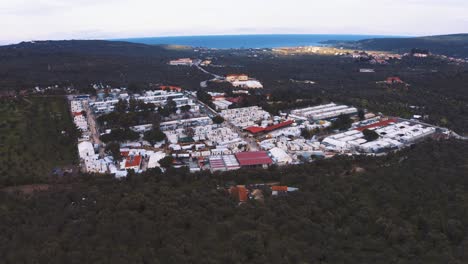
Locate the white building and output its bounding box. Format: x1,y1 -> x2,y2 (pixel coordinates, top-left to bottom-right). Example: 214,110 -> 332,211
226,74 -> 249,82
160,116 -> 213,131
169,58 -> 193,66
78,141 -> 95,159
291,103 -> 357,120
269,147 -> 293,165
147,151 -> 166,169
213,99 -> 233,110
220,106 -> 271,128
232,80 -> 263,89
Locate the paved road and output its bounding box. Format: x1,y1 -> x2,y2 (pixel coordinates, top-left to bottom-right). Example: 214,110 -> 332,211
193,60 -> 225,88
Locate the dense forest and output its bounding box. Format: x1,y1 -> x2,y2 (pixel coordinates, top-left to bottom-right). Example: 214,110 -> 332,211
324,34 -> 468,58
1,140 -> 468,263
0,97 -> 79,187
0,40 -> 209,91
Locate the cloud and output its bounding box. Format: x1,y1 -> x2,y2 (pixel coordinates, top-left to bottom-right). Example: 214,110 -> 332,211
0,0 -> 467,43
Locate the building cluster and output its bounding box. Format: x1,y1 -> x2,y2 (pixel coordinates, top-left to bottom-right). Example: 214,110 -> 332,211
225,74 -> 263,89
259,137 -> 322,164
71,82 -> 441,177
164,124 -> 247,157
290,103 -> 358,121
227,184 -> 299,204
169,58 -> 193,66
90,88 -> 198,114
220,106 -> 271,128
322,118 -> 437,154
78,138 -> 166,177
70,99 -> 93,141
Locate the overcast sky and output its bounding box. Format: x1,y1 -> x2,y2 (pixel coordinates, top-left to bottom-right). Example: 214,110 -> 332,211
0,0 -> 467,44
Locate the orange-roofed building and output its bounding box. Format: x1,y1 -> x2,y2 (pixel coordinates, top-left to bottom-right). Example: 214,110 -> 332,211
226,74 -> 249,82
160,85 -> 183,92
125,155 -> 142,171
271,186 -> 288,192
386,77 -> 404,84
230,185 -> 249,203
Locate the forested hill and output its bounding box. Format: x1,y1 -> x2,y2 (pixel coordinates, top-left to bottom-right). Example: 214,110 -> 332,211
0,40 -> 206,91
325,34 -> 468,58
0,40 -> 191,57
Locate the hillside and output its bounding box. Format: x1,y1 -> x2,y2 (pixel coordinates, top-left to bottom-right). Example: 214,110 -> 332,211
0,40 -> 208,91
325,34 -> 468,58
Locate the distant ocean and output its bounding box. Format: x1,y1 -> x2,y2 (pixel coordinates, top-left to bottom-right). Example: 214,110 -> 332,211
114,34 -> 400,49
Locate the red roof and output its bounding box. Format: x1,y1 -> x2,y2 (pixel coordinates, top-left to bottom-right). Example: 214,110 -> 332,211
264,120 -> 294,132
355,118 -> 398,132
235,151 -> 273,166
125,155 -> 142,168
244,126 -> 265,134
73,112 -> 82,116
386,77 -> 403,84
120,151 -> 130,157
271,186 -> 288,191
226,97 -> 243,103
244,120 -> 294,134
238,186 -> 248,202
230,186 -> 248,202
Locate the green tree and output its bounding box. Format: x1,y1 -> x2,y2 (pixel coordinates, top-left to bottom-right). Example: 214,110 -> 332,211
363,129 -> 379,141
115,99 -> 128,113
159,156 -> 174,168
166,98 -> 177,114
144,129 -> 166,145
212,115 -> 225,124
105,142 -> 122,161
331,114 -> 352,131
358,109 -> 365,120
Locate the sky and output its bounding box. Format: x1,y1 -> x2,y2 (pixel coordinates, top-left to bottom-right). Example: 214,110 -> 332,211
0,0 -> 467,44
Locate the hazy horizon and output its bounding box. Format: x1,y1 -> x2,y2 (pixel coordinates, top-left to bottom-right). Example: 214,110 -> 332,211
1,0 -> 467,45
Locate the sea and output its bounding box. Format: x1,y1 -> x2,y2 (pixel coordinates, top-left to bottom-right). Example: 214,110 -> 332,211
115,34 -> 399,49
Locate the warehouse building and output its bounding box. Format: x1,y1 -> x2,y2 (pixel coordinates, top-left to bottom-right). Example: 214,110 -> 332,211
291,103 -> 357,120
235,151 -> 273,168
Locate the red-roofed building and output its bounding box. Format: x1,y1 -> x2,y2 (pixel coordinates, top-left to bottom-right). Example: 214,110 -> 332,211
244,120 -> 294,134
386,77 -> 404,84
235,151 -> 273,167
125,155 -> 142,171
244,126 -> 265,134
226,74 -> 249,82
264,120 -> 294,132
225,97 -> 243,104
355,118 -> 398,131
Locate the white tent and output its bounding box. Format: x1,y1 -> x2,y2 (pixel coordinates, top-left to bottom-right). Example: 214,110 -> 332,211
148,151 -> 166,169
269,147 -> 293,165
78,141 -> 95,159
